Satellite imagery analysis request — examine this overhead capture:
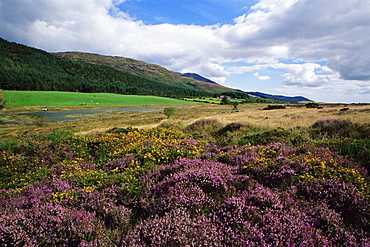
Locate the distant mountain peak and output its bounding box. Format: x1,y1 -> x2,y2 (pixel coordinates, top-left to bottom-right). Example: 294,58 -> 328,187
246,91 -> 312,102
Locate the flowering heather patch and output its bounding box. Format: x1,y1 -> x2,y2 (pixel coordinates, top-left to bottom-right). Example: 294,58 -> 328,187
138,158 -> 250,217
0,180 -> 114,246
211,195 -> 331,246
123,208 -> 223,246
0,128 -> 369,246
227,143 -> 370,196
297,178 -> 370,232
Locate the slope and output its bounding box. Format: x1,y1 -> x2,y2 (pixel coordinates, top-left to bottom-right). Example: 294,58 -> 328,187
55,52 -> 233,93
0,38 -> 217,98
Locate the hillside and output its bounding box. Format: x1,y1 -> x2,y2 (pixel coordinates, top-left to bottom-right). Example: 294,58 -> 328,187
0,38 -> 310,102
179,72 -> 218,84
55,52 -> 232,93
0,38 -> 233,98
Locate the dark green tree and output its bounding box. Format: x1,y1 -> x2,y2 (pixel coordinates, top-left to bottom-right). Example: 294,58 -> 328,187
220,96 -> 229,105
163,107 -> 175,119
0,89 -> 4,109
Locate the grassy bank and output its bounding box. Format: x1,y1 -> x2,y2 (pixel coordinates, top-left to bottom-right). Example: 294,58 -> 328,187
4,91 -> 196,107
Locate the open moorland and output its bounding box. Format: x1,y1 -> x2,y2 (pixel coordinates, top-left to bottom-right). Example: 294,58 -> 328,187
1,38 -> 369,246
1,96 -> 370,246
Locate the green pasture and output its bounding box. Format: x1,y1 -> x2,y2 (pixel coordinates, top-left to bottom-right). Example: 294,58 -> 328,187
4,91 -> 196,107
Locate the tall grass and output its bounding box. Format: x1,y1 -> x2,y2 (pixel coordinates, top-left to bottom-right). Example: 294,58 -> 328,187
1,102 -> 369,142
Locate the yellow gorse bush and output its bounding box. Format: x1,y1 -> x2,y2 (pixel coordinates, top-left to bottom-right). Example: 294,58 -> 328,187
73,128 -> 202,166
51,128 -> 203,197
229,144 -> 369,196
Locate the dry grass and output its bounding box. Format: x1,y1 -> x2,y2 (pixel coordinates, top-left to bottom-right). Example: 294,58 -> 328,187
1,103 -> 369,141
163,103 -> 370,131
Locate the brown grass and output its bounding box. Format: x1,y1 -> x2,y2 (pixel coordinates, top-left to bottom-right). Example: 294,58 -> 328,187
1,103 -> 369,141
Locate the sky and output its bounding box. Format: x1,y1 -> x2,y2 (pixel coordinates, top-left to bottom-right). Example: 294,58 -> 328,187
1,0 -> 369,103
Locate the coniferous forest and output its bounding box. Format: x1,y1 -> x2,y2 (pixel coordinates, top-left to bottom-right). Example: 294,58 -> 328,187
0,38 -> 236,98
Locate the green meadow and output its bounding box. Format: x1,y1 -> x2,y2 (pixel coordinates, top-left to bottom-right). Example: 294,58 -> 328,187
4,91 -> 196,107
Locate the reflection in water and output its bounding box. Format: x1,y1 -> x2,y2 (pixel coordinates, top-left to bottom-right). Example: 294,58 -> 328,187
12,106 -> 187,122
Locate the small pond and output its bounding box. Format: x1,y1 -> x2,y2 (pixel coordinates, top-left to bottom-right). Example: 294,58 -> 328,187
2,106 -> 188,122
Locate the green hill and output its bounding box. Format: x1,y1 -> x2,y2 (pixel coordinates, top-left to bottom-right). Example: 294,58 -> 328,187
54,52 -> 232,93
0,38 -> 236,98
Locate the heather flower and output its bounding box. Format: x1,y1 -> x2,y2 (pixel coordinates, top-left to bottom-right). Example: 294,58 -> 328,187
123,208 -> 223,246
0,197 -> 110,246
211,193 -> 330,246
151,159 -> 238,198
297,178 -> 370,232
1,128 -> 370,246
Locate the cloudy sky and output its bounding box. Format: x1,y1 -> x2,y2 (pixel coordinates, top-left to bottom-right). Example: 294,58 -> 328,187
1,0 -> 369,103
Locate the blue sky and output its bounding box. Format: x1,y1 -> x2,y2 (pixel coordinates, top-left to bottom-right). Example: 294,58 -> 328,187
118,0 -> 255,25
1,0 -> 369,103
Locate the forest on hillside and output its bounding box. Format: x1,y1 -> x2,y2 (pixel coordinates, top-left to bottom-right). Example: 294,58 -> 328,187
0,38 -> 226,98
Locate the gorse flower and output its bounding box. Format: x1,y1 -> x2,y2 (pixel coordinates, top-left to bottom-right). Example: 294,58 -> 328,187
0,128 -> 369,246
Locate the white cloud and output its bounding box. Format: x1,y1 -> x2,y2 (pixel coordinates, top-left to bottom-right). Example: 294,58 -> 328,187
253,72 -> 271,81
0,0 -> 369,102
272,63 -> 332,87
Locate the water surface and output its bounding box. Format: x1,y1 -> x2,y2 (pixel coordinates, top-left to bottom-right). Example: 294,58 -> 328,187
6,106 -> 185,122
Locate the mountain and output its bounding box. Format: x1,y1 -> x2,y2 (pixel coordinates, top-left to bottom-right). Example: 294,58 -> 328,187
0,38 -> 312,102
54,53 -> 307,101
179,73 -> 218,84
246,92 -> 312,102
55,52 -> 231,93
0,38 -> 236,97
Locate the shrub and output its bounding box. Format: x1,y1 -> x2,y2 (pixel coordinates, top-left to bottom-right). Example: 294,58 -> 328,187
238,129 -> 293,145
0,180 -> 113,246
185,119 -> 220,140
163,107 -> 175,119
0,89 -> 4,109
263,104 -> 286,110
1,128 -> 369,246
212,194 -> 332,246
232,101 -> 239,110
215,122 -> 242,136
123,208 -> 223,246
138,158 -> 242,216
297,179 -> 370,232
108,127 -> 139,134
186,119 -> 220,131
220,96 -> 229,105
357,123 -> 370,139
306,102 -> 321,108
320,138 -> 370,174
310,119 -> 360,139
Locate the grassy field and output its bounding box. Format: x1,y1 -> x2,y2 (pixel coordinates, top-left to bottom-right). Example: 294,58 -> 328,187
1,99 -> 369,141
4,91 -> 196,107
